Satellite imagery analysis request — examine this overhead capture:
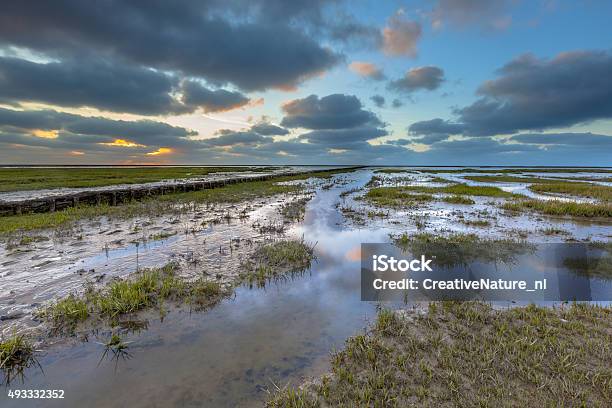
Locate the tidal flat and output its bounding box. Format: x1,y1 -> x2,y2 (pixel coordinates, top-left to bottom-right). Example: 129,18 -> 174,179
0,166 -> 611,407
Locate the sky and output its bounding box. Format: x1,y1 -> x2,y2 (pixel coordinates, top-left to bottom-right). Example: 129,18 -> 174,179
0,0 -> 611,166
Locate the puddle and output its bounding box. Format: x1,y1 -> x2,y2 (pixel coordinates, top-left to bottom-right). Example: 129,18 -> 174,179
1,169 -> 611,407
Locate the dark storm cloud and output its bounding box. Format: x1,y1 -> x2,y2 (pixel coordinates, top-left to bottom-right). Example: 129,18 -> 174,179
411,134 -> 451,145
181,80 -> 250,113
203,121 -> 287,147
0,57 -> 253,115
205,131 -> 270,147
456,50 -> 612,135
281,94 -> 383,130
0,108 -> 194,148
509,133 -> 612,147
428,137 -> 539,154
370,95 -> 386,108
388,66 -> 445,93
408,118 -> 466,136
409,50 -> 612,138
249,122 -> 289,136
298,127 -> 387,148
0,56 -> 187,115
430,0 -> 513,31
0,0 -> 340,91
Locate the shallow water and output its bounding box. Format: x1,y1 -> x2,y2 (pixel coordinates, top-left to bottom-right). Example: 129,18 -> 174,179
1,169 -> 611,407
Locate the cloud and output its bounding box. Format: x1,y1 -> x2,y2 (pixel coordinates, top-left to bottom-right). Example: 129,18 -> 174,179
249,122 -> 289,136
388,66 -> 445,93
430,0 -> 513,31
410,133 -> 451,145
370,95 -> 386,108
409,50 -> 612,138
454,50 -> 612,135
427,137 -> 539,154
349,61 -> 385,80
408,118 -> 466,136
280,94 -> 383,130
181,80 -> 250,113
0,56 -> 255,115
382,14 -> 422,57
391,99 -> 403,108
204,120 -> 288,147
205,130 -> 270,147
0,0 -> 340,91
0,56 -> 188,115
298,127 -> 387,148
0,108 -> 195,151
509,132 -> 612,147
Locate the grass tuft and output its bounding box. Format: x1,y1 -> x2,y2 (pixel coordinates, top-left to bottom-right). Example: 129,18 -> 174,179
40,262 -> 227,332
242,239 -> 315,287
0,334 -> 39,385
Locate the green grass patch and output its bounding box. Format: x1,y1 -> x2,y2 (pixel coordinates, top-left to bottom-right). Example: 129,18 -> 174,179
461,219 -> 491,227
365,187 -> 434,208
392,232 -> 533,267
39,262 -> 226,332
365,184 -> 515,208
0,166 -> 276,192
148,231 -> 177,241
419,167 -> 612,174
464,175 -> 568,184
442,195 -> 475,205
503,199 -> 612,218
529,182 -> 612,202
241,239 -> 315,287
269,302 -> 612,407
0,334 -> 39,385
375,168 -> 415,174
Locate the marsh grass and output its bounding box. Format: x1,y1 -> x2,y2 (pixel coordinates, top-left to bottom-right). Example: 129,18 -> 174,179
97,334 -> 132,370
529,182 -> 612,202
391,232 -> 533,267
269,302 -> 612,407
0,169 -> 347,234
502,199 -> 612,218
40,262 -> 226,332
365,188 -> 434,208
464,175 -> 569,184
461,219 -> 491,227
241,239 -> 315,287
280,197 -> 311,222
562,242 -> 612,279
148,231 -> 177,241
0,166 -> 274,192
419,168 -> 612,174
442,195 -> 475,205
0,334 -> 40,385
365,184 -> 517,209
375,169 -> 415,174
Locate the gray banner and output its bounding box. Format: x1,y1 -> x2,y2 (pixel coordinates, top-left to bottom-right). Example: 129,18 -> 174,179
361,243 -> 612,301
